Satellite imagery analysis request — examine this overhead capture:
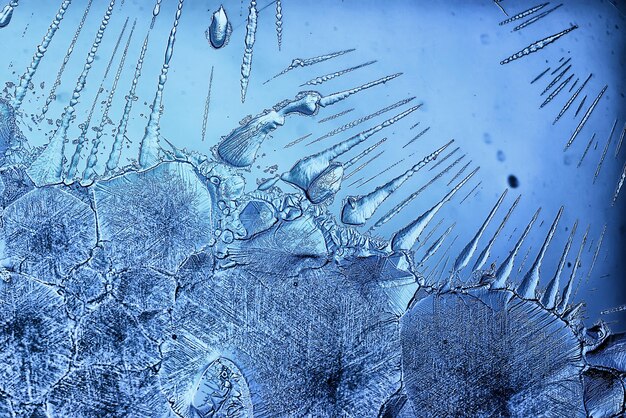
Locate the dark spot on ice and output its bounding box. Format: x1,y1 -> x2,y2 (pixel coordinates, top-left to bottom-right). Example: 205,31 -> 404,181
171,334 -> 177,340
567,262 -> 572,268
507,175 -> 519,188
563,154 -> 573,166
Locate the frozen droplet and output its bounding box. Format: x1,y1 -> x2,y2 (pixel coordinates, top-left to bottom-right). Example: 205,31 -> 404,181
206,5 -> 231,49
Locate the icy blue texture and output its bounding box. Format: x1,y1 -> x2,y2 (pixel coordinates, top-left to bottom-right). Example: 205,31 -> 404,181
0,1 -> 625,417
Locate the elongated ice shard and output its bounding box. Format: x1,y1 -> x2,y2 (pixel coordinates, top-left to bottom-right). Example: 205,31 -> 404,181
554,73 -> 591,124
574,95 -> 587,118
341,140 -> 452,225
593,119 -> 618,184
68,19 -> 133,180
240,0 -> 257,102
41,0 -> 93,118
499,2 -> 548,25
577,225 -> 607,298
551,56 -> 571,76
201,66 -> 214,142
318,108 -> 354,124
359,156 -> 410,188
344,151 -> 383,180
275,0 -> 282,50
577,133 -> 596,168
343,136 -> 387,169
491,207 -> 541,289
12,0 -> 72,110
318,72 -> 401,107
446,160 -> 472,186
300,60 -> 376,87
139,0 -> 185,169
541,65 -> 571,96
565,85 -> 608,151
473,194 -> 520,271
390,168 -> 478,251
420,223 -> 455,266
530,67 -> 550,84
517,206 -> 563,299
81,20 -> 134,180
513,3 -> 563,32
206,5 -> 231,49
284,132 -> 312,148
557,225 -> 589,313
460,180 -> 482,204
494,0 -> 508,16
219,75 -> 400,167
453,189 -> 508,273
614,122 -> 625,157
150,0 -> 163,28
403,126 -> 431,149
500,25 -> 577,65
309,95 -> 413,145
372,154 -> 465,230
105,34 -> 149,174
612,162 -> 626,206
542,220 -> 578,309
429,147 -> 460,172
282,106 -> 419,192
27,0 -> 116,186
416,218 -> 444,251
266,48 -> 355,83
540,74 -> 573,108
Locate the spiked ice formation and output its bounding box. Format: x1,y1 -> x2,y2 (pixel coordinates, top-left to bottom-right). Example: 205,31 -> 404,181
27,0 -> 116,186
240,0 -> 257,102
565,85 -> 608,151
12,0 -> 72,110
500,25 -> 578,65
217,74 -> 402,168
40,0 -> 94,118
139,0 -> 185,169
0,3 -> 624,416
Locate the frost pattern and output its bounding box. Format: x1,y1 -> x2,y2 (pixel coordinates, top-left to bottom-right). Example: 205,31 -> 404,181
0,2 -> 624,417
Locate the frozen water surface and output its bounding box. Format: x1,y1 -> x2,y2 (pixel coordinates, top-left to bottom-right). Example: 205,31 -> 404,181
0,0 -> 625,416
